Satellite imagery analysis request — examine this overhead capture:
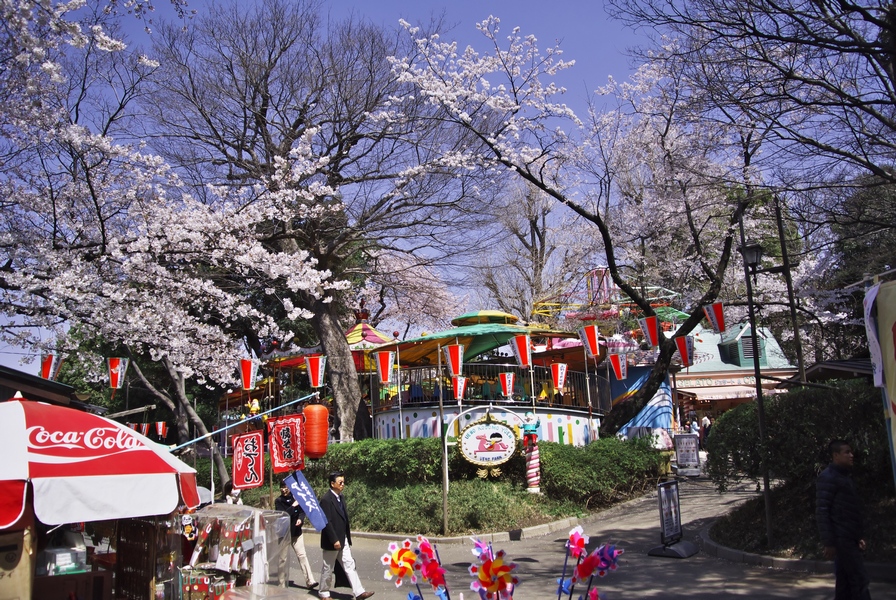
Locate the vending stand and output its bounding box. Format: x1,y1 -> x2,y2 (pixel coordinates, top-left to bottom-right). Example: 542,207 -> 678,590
0,398 -> 201,600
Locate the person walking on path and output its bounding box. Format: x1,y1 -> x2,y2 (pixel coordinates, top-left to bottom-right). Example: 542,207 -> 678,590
318,471 -> 374,600
274,480 -> 318,590
816,439 -> 872,600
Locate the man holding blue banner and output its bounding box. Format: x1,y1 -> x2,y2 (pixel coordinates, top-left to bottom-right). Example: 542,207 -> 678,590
275,479 -> 318,590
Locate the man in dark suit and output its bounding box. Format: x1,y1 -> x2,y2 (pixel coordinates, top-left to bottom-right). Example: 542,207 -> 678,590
318,471 -> 374,599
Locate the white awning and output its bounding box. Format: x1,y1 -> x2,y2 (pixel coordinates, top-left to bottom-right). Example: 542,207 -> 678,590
676,385 -> 758,401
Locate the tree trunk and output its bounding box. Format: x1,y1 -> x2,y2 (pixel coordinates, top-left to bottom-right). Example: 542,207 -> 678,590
311,299 -> 362,441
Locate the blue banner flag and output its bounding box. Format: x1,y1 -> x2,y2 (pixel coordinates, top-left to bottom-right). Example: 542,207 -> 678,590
284,472 -> 328,532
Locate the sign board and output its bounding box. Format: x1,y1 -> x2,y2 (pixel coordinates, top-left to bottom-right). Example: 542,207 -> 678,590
674,434 -> 701,476
458,418 -> 517,467
657,480 -> 682,545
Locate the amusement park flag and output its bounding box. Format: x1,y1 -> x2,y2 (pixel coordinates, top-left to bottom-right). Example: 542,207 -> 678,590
863,282 -> 896,486
231,430 -> 264,490
267,415 -> 305,473
283,471 -> 327,532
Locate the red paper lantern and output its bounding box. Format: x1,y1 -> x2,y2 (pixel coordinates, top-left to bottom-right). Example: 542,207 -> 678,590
499,372 -> 515,398
703,302 -> 726,333
609,353 -> 627,380
108,357 -> 129,389
452,376 -> 468,401
303,404 -> 329,459
510,335 -> 531,368
239,358 -> 257,391
550,363 -> 568,393
444,344 -> 464,377
578,325 -> 601,358
637,316 -> 661,348
305,355 -> 327,388
374,351 -> 394,385
675,336 -> 695,367
40,354 -> 59,380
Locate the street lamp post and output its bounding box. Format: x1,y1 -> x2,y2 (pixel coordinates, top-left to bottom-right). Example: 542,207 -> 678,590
737,228 -> 775,549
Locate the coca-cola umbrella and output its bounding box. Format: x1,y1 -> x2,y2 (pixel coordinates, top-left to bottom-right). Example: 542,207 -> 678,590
0,399 -> 201,528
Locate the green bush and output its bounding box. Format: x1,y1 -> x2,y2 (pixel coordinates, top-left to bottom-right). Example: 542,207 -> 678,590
705,379 -> 893,493
191,434 -> 667,534
538,437 -> 664,508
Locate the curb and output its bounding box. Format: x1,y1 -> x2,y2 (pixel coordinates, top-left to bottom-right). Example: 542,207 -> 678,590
352,516 -> 580,546
697,523 -> 896,582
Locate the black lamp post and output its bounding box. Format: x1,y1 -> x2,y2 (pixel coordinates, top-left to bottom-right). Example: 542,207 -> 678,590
737,227 -> 774,548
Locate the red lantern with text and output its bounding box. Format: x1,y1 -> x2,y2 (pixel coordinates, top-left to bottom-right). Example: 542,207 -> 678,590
139,423 -> 150,437
637,316 -> 661,348
305,355 -> 327,388
155,421 -> 168,439
702,302 -> 726,334
231,430 -> 265,490
239,358 -> 257,391
40,354 -> 59,380
108,357 -> 129,389
444,344 -> 464,378
510,335 -> 532,368
303,404 -> 329,459
578,325 -> 601,358
452,376 -> 468,401
675,336 -> 695,368
609,353 -> 627,380
499,372 -> 515,399
550,363 -> 568,395
374,351 -> 394,385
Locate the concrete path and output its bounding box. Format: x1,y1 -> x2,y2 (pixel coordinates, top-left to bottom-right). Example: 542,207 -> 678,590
284,477 -> 896,599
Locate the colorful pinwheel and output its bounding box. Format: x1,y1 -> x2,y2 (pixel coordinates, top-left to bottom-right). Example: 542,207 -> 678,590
572,549 -> 603,583
567,526 -> 589,559
416,535 -> 448,591
468,548 -> 518,599
470,537 -> 491,559
381,539 -> 419,587
595,544 -> 623,577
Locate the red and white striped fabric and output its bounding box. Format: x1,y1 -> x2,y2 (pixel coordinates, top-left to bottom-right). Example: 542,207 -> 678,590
0,399 -> 199,529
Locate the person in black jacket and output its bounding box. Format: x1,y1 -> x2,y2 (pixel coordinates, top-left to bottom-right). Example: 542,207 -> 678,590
318,471 -> 373,600
816,439 -> 872,600
274,480 -> 318,590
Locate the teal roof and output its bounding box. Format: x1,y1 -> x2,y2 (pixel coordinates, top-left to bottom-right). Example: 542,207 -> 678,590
675,323 -> 795,373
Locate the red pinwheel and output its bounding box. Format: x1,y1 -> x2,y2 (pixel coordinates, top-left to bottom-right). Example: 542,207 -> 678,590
572,548 -> 603,583
415,535 -> 447,590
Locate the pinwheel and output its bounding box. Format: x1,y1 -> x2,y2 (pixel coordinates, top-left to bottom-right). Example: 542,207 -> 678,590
470,537 -> 491,559
468,548 -> 518,599
572,549 -> 603,583
416,535 -> 448,591
568,526 -> 589,559
595,544 -> 623,577
382,539 -> 419,587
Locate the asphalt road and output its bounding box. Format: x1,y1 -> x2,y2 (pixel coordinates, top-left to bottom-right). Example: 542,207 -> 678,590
279,478 -> 896,600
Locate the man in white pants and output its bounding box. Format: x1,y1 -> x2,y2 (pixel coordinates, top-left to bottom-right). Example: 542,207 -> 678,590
274,480 -> 317,589
318,472 -> 373,600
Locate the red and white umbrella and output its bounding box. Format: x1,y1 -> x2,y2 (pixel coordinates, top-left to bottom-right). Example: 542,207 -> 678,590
0,399 -> 200,528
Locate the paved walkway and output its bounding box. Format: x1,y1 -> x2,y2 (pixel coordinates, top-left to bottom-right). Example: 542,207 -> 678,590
284,477 -> 896,599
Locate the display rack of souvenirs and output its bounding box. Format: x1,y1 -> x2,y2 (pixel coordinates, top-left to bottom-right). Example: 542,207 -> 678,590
180,504 -> 291,600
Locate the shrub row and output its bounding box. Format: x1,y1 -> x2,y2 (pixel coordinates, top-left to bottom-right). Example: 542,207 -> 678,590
704,379 -> 893,494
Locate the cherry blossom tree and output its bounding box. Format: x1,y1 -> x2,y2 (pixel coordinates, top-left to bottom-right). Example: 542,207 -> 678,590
392,17 -> 769,429
138,0 -> 485,438
0,1 -> 342,479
